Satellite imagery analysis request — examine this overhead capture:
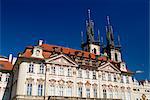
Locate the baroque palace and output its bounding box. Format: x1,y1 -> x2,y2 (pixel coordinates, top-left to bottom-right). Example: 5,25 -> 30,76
0,10 -> 150,100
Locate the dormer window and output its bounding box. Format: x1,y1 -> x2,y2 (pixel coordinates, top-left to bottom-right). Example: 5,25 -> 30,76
36,50 -> 40,56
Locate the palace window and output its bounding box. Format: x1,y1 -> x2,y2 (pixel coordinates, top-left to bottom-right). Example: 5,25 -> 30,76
39,63 -> 44,74
28,62 -> 34,73
27,83 -> 32,96
67,68 -> 72,76
59,67 -> 64,76
108,73 -> 111,81
51,66 -> 55,74
109,90 -> 113,99
86,88 -> 90,98
93,88 -> 97,98
114,74 -> 117,82
66,87 -> 72,96
86,70 -> 90,79
121,75 -> 124,83
59,86 -> 64,96
126,91 -> 131,100
102,72 -> 106,81
78,69 -> 82,78
103,89 -> 107,98
78,87 -> 82,97
50,85 -> 55,96
38,84 -> 43,96
93,70 -> 96,79
126,76 -> 129,84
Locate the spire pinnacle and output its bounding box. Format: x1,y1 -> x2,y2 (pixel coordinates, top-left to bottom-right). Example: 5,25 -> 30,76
88,9 -> 91,21
117,35 -> 121,46
81,31 -> 84,44
106,16 -> 114,47
107,16 -> 110,25
98,30 -> 100,43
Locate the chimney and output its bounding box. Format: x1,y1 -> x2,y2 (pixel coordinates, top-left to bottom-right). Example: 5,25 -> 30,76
8,54 -> 13,62
38,40 -> 43,46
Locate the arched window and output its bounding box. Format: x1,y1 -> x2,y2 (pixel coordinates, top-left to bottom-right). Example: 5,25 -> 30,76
115,53 -> 118,61
93,48 -> 96,54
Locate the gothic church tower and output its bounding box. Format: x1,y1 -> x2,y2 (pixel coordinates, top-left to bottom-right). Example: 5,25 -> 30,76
81,9 -> 100,55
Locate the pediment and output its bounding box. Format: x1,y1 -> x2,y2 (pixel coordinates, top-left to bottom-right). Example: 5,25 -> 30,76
45,54 -> 78,67
98,62 -> 121,73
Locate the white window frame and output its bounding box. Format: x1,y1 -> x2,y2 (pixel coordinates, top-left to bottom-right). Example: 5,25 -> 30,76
86,88 -> 90,98
51,66 -> 55,74
39,63 -> 44,74
67,68 -> 72,77
38,84 -> 43,96
78,87 -> 82,97
86,70 -> 90,79
50,85 -> 55,96
78,69 -> 82,78
27,83 -> 32,96
28,62 -> 34,73
93,70 -> 96,79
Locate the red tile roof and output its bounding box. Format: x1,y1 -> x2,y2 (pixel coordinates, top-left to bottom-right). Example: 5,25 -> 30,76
0,60 -> 13,71
22,44 -> 108,61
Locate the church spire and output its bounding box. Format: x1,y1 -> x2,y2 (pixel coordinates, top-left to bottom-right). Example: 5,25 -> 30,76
86,9 -> 95,44
106,16 -> 114,48
98,29 -> 100,45
81,31 -> 84,44
117,35 -> 121,47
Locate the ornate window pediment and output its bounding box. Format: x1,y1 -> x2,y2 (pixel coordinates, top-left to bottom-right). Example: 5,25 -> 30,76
98,62 -> 121,74
45,54 -> 78,67
66,81 -> 73,87
58,79 -> 65,85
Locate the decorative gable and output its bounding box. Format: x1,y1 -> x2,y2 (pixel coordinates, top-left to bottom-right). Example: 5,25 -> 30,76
45,54 -> 78,67
98,62 -> 121,73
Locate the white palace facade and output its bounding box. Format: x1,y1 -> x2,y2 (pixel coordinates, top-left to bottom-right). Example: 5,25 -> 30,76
0,10 -> 150,100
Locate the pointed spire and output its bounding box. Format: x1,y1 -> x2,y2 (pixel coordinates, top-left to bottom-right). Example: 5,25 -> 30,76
107,16 -> 110,25
86,9 -> 95,44
106,16 -> 114,47
117,35 -> 121,46
98,30 -> 100,43
88,9 -> 91,21
101,36 -> 105,47
81,31 -> 84,44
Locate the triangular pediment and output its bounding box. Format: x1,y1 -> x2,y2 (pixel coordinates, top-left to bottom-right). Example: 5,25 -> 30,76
98,62 -> 121,73
45,54 -> 78,67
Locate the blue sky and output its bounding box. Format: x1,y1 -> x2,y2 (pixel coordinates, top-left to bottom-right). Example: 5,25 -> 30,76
1,0 -> 149,80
